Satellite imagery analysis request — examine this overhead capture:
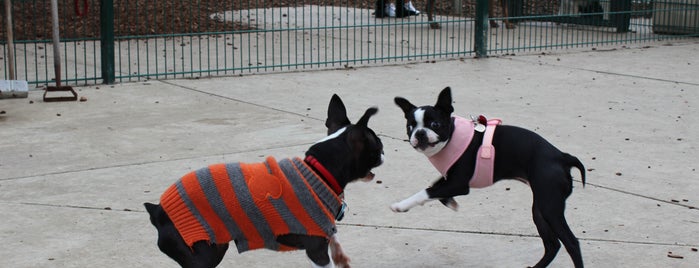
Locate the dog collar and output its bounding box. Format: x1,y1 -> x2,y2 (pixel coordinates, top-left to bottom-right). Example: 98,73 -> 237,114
304,155 -> 343,195
336,201 -> 347,221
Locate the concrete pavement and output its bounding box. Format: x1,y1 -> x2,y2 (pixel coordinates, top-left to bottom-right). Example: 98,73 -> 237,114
1,39 -> 698,267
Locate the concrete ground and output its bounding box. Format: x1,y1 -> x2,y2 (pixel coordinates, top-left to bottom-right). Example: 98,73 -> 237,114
1,39 -> 698,267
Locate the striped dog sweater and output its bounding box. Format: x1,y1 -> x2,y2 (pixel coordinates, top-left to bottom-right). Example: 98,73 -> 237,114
160,156 -> 342,253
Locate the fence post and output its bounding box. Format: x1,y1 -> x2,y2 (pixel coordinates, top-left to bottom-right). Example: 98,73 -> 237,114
474,0 -> 488,57
100,0 -> 115,84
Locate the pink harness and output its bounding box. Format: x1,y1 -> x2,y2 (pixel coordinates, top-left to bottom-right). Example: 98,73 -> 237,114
428,116 -> 501,188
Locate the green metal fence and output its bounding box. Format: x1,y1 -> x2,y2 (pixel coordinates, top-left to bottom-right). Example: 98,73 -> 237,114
487,0 -> 699,54
1,0 -> 697,86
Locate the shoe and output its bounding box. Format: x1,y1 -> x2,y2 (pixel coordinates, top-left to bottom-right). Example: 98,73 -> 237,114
404,1 -> 420,16
385,3 -> 396,17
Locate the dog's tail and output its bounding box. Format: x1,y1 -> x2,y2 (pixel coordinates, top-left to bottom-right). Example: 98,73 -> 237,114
563,153 -> 586,187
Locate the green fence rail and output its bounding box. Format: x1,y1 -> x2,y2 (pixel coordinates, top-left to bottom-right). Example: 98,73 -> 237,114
1,0 -> 697,86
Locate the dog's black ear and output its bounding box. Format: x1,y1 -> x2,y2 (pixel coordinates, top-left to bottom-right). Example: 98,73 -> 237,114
326,94 -> 352,134
356,107 -> 378,128
394,97 -> 416,118
435,87 -> 454,114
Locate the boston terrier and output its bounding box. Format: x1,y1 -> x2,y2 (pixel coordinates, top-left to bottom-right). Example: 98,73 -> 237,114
390,87 -> 585,268
144,94 -> 384,268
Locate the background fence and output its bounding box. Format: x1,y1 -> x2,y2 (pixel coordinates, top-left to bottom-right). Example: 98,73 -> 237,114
1,0 -> 697,86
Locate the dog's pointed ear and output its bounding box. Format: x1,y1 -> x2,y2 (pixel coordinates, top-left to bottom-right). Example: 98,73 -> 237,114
394,97 -> 416,118
326,94 -> 351,134
356,107 -> 378,128
435,87 -> 454,114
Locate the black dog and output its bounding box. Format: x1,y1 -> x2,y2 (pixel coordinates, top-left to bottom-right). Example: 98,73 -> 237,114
145,94 -> 383,268
390,87 -> 585,267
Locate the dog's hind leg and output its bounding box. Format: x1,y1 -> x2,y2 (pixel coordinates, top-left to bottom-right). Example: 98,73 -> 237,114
159,227 -> 229,268
304,236 -> 333,268
531,204 -> 561,268
187,241 -> 229,268
144,203 -> 195,266
530,169 -> 583,268
144,203 -> 228,268
278,234 -> 335,267
550,214 -> 583,268
534,202 -> 583,267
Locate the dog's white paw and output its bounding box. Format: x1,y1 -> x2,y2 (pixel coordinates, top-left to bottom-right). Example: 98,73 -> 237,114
390,203 -> 409,212
332,254 -> 350,268
329,235 -> 350,268
391,190 -> 430,212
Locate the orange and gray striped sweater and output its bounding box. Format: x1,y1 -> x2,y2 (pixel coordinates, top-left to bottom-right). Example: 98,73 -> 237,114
160,156 -> 342,253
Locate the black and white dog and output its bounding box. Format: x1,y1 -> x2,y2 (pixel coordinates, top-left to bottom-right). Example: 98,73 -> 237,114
390,87 -> 585,268
145,94 -> 384,268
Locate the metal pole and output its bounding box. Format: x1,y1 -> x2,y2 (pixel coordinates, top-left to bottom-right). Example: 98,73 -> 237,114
50,0 -> 62,85
100,0 -> 115,84
4,0 -> 15,79
474,0 -> 488,57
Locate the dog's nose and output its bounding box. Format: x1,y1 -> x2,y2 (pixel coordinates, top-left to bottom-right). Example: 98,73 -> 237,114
415,129 -> 428,144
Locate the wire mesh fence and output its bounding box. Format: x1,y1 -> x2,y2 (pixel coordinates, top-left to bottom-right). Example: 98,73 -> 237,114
1,0 -> 697,86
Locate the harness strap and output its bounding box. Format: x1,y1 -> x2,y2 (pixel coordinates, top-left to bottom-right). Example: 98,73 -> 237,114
469,119 -> 501,188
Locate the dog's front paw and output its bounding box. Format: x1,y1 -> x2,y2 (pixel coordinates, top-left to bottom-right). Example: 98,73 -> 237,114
333,254 -> 351,268
329,235 -> 350,268
390,203 -> 410,212
391,190 -> 431,212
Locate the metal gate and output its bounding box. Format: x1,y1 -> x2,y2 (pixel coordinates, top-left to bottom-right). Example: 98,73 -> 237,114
1,0 -> 697,86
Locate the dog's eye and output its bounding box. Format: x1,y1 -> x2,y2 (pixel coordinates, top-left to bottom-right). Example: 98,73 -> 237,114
407,125 -> 414,132
430,122 -> 441,129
